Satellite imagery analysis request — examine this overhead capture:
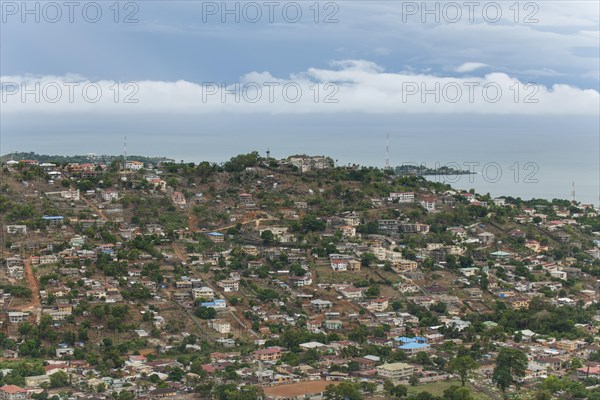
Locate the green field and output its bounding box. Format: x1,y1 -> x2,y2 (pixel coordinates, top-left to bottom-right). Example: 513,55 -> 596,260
407,379 -> 494,400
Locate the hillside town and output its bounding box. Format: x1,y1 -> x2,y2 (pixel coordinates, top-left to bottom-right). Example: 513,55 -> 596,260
0,152 -> 599,400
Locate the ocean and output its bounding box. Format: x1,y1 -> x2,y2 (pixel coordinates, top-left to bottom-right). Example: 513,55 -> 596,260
2,113 -> 598,206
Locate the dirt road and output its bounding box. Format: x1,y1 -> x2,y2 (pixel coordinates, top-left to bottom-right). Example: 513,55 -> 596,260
16,257 -> 41,320
81,196 -> 109,221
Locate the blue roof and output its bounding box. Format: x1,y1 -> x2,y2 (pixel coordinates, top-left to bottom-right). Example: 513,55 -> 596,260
395,336 -> 417,342
42,215 -> 64,220
395,336 -> 427,343
398,342 -> 429,350
207,232 -> 224,236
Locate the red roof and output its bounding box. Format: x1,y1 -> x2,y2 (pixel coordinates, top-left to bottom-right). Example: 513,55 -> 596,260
0,385 -> 27,394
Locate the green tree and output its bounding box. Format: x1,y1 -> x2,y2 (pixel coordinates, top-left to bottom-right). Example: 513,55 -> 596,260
261,229 -> 275,245
195,306 -> 217,319
324,382 -> 363,400
448,355 -> 478,387
444,386 -> 475,400
49,371 -> 69,388
492,348 -> 528,392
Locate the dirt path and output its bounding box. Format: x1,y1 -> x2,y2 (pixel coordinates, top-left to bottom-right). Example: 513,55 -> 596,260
81,196 -> 109,221
188,213 -> 199,232
16,257 -> 41,319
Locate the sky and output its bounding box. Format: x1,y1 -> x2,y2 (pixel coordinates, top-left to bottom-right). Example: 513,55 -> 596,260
0,1 -> 599,203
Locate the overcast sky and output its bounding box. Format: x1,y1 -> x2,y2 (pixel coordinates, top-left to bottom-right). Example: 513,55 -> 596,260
1,1 -> 599,161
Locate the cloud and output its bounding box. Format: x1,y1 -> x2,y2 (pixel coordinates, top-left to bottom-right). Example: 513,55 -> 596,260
455,62 -> 489,73
2,60 -> 598,115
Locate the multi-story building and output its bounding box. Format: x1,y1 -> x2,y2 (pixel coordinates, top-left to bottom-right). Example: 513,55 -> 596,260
376,363 -> 415,380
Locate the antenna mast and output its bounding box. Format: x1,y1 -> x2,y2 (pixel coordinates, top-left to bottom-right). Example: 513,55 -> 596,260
385,134 -> 390,170
571,181 -> 576,203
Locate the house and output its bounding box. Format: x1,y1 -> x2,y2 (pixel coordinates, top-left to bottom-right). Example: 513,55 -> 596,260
399,223 -> 430,234
193,287 -> 215,300
217,279 -> 239,292
389,192 -> 415,203
464,288 -> 483,298
61,189 -> 80,201
323,320 -> 343,330
209,319 -> 231,334
289,274 -> 313,287
444,317 -> 471,331
101,190 -> 119,202
254,347 -> 284,362
294,201 -> 309,209
368,299 -> 389,312
206,232 -> 225,243
339,225 -> 356,237
347,259 -> 362,271
5,225 -> 27,235
239,193 -> 254,205
376,362 -> 415,380
201,299 -> 227,309
379,219 -> 400,232
124,161 -> 144,170
310,299 -> 333,312
148,388 -> 178,398
0,385 -> 27,400
398,342 -> 430,355
339,286 -> 364,300
419,196 -> 437,212
330,258 -> 348,272
507,296 -> 531,310
7,312 -> 29,324
171,192 -> 186,205
459,267 -> 479,277
478,232 -> 495,244
56,347 -> 75,358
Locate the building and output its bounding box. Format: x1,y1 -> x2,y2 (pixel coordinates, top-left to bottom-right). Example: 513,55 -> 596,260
5,225 -> 27,235
478,232 -> 495,244
171,191 -> 186,205
193,287 -> 215,300
397,341 -> 430,355
507,296 -> 531,310
217,279 -> 239,292
239,193 -> 254,205
368,299 -> 389,312
289,274 -> 313,287
310,299 -> 333,312
339,225 -> 356,237
330,259 -> 348,271
207,232 -> 225,243
419,196 -> 437,212
7,312 -> 29,324
125,161 -> 144,170
61,189 -> 80,201
339,286 -> 364,300
376,362 -> 415,380
201,299 -> 227,309
399,223 -> 430,234
323,320 -> 343,330
101,190 -> 119,202
389,192 -> 415,203
254,346 -> 284,362
0,385 -> 27,400
347,259 -> 362,272
379,219 -> 400,232
209,319 -> 231,334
